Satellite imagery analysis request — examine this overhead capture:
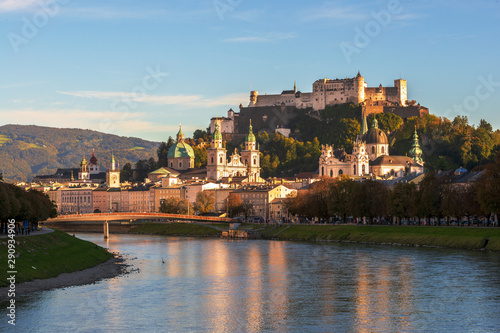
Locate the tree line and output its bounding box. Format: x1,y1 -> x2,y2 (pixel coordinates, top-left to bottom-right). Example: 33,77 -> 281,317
286,152 -> 500,225
0,181 -> 57,232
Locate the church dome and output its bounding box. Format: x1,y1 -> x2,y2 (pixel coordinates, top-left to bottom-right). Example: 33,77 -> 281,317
167,141 -> 195,158
363,118 -> 388,145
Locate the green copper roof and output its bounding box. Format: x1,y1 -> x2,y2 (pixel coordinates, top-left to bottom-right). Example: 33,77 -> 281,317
245,121 -> 256,142
177,125 -> 184,142
372,117 -> 379,129
167,141 -> 195,158
212,122 -> 222,140
409,128 -> 424,165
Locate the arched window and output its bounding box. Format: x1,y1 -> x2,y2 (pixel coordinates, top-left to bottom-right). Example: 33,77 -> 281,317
381,146 -> 385,154
330,170 -> 333,177
372,146 -> 375,154
211,157 -> 214,164
353,164 -> 356,175
362,164 -> 366,174
321,167 -> 324,176
179,162 -> 182,168
170,162 -> 173,168
391,169 -> 395,176
253,157 -> 256,165
339,169 -> 343,175
220,157 -> 223,164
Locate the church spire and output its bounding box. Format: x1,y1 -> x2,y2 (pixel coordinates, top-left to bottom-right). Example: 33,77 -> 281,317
245,119 -> 256,143
361,108 -> 368,135
176,124 -> 184,143
409,126 -> 424,165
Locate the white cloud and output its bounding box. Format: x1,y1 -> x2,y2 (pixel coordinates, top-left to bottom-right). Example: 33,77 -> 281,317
0,0 -> 39,12
302,3 -> 368,23
58,91 -> 248,108
223,32 -> 297,43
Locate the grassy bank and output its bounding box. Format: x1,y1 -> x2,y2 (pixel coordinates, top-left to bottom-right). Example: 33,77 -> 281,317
129,223 -> 222,237
0,229 -> 113,287
265,225 -> 500,251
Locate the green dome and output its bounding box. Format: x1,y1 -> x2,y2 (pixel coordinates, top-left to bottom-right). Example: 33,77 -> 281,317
167,142 -> 195,158
212,122 -> 222,141
245,122 -> 256,142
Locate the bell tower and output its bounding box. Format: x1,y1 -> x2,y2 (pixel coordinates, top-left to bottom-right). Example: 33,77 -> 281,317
207,122 -> 227,180
106,153 -> 120,188
241,120 -> 260,180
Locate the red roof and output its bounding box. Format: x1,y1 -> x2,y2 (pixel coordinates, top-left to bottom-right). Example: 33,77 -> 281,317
89,149 -> 97,165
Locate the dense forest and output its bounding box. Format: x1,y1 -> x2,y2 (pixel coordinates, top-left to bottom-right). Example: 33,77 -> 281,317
0,125 -> 158,182
286,151 -> 500,224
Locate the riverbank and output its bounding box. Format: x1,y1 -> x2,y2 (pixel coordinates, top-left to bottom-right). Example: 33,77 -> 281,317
266,225 -> 500,251
0,229 -> 126,296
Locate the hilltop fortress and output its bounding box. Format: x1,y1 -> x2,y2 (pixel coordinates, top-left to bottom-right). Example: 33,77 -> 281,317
211,72 -> 428,141
249,71 -> 408,110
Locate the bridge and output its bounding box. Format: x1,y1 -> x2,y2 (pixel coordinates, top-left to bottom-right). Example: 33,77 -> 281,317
45,213 -> 232,233
47,212 -> 232,223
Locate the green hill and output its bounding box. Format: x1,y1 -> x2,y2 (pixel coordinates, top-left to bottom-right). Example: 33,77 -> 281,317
0,125 -> 159,182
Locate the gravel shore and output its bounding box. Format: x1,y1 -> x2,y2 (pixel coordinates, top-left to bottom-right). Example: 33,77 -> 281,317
0,253 -> 128,298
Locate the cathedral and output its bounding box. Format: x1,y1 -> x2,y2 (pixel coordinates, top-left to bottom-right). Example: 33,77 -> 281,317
167,126 -> 195,171
319,112 -> 424,178
207,121 -> 261,181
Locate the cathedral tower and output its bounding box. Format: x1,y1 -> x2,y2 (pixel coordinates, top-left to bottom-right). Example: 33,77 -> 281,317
207,122 -> 227,180
241,120 -> 260,180
78,156 -> 90,180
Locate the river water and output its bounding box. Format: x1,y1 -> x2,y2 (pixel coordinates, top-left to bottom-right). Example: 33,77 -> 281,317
4,233 -> 500,332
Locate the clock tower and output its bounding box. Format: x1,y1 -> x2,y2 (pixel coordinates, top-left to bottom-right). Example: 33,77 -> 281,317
106,153 -> 120,188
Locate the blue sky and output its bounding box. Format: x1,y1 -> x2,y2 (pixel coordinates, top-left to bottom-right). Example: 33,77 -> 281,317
1,0 -> 499,142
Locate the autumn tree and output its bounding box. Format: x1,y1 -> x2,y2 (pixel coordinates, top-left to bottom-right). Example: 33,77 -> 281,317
194,191 -> 215,214
223,193 -> 242,217
159,197 -> 191,215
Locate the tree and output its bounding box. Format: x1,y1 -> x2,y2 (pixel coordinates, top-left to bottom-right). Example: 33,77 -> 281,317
328,175 -> 357,222
389,182 -> 418,225
157,141 -> 170,167
223,193 -> 242,217
120,163 -> 133,182
477,151 -> 500,224
417,172 -> 442,225
369,113 -> 404,133
193,129 -> 208,142
194,191 -> 215,214
159,197 -> 191,215
240,201 -> 254,221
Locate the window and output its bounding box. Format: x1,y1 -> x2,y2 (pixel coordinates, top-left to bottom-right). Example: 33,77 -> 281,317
339,169 -> 343,175
211,157 -> 214,164
381,146 -> 385,154
362,164 -> 366,174
321,167 -> 324,176
330,170 -> 333,177
372,146 -> 375,154
354,165 -> 356,175
220,157 -> 223,164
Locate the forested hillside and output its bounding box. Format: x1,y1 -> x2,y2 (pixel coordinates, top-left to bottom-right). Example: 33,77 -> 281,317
0,125 -> 159,182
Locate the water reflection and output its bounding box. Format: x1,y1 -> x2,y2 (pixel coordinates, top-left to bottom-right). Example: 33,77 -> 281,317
3,235 -> 500,332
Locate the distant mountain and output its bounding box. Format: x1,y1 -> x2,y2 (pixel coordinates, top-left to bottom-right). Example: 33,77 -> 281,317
0,125 -> 160,182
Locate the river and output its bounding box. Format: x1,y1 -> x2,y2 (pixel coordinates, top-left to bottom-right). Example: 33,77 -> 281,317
3,233 -> 500,332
